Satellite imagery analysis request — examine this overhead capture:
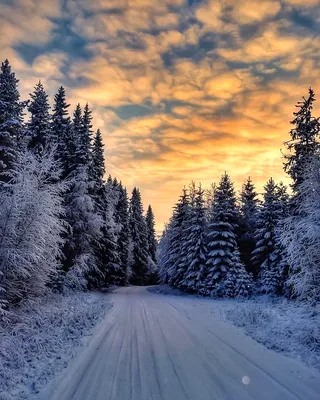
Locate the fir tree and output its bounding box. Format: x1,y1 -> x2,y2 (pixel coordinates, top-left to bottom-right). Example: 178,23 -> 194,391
114,184 -> 130,285
0,59 -> 26,179
51,86 -> 72,178
284,88 -> 320,196
27,81 -> 50,154
224,250 -> 252,298
92,129 -> 105,185
251,178 -> 283,294
181,185 -> 208,294
167,188 -> 190,287
145,205 -> 157,263
129,187 -> 150,284
239,177 -> 259,276
205,173 -> 239,296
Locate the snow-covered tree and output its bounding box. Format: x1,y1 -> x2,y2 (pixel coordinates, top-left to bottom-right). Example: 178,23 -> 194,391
251,178 -> 284,294
129,187 -> 150,284
284,88 -> 320,196
223,250 -> 252,298
51,86 -> 73,178
91,129 -> 105,185
239,177 -> 260,276
27,81 -> 50,154
280,157 -> 320,301
181,185 -> 207,294
167,188 -> 190,287
145,205 -> 157,263
0,59 -> 26,180
205,173 -> 239,295
0,148 -> 65,315
114,183 -> 130,285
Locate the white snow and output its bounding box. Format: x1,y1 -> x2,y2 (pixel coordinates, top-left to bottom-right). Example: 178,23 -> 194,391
0,291 -> 112,400
40,286 -> 320,400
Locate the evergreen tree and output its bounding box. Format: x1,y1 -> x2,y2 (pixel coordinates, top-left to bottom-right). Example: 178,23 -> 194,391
224,250 -> 252,298
92,129 -> 105,185
0,59 -> 25,180
51,86 -> 72,178
145,205 -> 157,263
251,178 -> 283,294
129,187 -> 150,284
114,184 -> 130,285
239,177 -> 260,276
205,173 -> 239,296
284,88 -> 320,196
181,185 -> 207,294
27,81 -> 50,154
167,188 -> 190,287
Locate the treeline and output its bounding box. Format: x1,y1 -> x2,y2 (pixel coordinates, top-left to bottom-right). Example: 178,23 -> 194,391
0,60 -> 157,317
158,88 -> 320,303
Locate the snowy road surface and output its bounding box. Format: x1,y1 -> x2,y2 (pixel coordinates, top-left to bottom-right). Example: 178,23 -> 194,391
40,286 -> 320,400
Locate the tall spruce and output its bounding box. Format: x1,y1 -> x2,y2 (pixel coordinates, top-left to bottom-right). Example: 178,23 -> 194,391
205,173 -> 239,296
27,81 -> 50,154
167,188 -> 190,287
239,177 -> 259,276
51,86 -> 72,178
251,178 -> 284,294
0,59 -> 25,179
181,184 -> 208,294
129,187 -> 150,284
114,184 -> 130,285
145,205 -> 157,263
284,88 -> 320,196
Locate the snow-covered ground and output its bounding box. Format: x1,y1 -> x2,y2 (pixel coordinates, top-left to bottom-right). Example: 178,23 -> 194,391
0,291 -> 112,400
149,285 -> 320,371
40,286 -> 320,400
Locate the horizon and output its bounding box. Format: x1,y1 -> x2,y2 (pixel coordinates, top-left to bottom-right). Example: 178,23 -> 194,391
1,0 -> 320,232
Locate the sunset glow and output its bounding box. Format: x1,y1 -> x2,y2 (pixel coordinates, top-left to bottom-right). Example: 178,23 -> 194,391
2,0 -> 320,231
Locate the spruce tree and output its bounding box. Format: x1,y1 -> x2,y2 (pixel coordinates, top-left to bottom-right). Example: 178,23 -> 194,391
27,81 -> 50,154
92,129 -> 105,184
0,59 -> 25,180
251,178 -> 283,294
284,88 -> 320,196
205,173 -> 239,296
224,250 -> 252,298
145,205 -> 157,263
239,177 -> 259,276
51,86 -> 72,178
167,188 -> 190,287
181,184 -> 208,294
129,187 -> 149,284
114,184 -> 130,285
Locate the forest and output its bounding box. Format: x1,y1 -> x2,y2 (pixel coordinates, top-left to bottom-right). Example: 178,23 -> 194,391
158,88 -> 320,304
0,59 -> 158,319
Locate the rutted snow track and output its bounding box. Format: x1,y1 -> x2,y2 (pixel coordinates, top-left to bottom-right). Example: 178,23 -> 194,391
40,286 -> 320,400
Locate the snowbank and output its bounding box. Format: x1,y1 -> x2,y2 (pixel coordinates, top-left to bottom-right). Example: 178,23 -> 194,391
211,297 -> 320,371
0,292 -> 112,400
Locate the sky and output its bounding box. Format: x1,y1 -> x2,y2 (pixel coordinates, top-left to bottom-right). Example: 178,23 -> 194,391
1,0 -> 320,232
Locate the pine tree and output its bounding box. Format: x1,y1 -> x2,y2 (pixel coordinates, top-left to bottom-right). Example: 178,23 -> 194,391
51,86 -> 72,178
0,59 -> 25,180
167,188 -> 190,287
129,187 -> 150,285
145,205 -> 157,263
224,250 -> 252,298
114,184 -> 130,285
92,129 -> 105,185
280,157 -> 320,301
205,173 -> 239,296
239,177 -> 260,276
284,88 -> 320,196
181,184 -> 208,294
27,81 -> 50,154
251,178 -> 283,294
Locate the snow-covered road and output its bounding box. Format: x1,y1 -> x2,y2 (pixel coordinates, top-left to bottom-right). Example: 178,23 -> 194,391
40,286 -> 320,400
